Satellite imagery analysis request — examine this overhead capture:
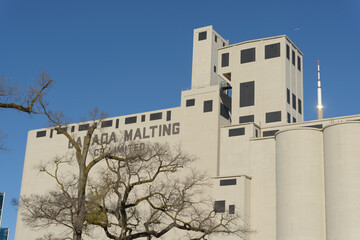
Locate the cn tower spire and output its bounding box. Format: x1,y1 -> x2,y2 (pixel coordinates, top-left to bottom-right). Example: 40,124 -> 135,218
316,60 -> 324,119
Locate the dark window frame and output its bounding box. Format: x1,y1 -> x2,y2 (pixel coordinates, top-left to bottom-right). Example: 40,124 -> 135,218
203,100 -> 213,113
221,53 -> 229,67
266,111 -> 282,123
241,47 -> 256,64
214,200 -> 226,213
240,81 -> 255,107
186,99 -> 195,107
198,31 -> 207,41
292,94 -> 297,110
265,43 -> 280,59
125,116 -> 137,125
150,112 -> 162,121
286,44 -> 290,59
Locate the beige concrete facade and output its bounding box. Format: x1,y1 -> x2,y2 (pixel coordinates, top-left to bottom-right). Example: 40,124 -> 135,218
15,26 -> 360,240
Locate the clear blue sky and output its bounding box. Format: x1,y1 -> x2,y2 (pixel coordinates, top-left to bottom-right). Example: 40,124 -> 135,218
0,0 -> 359,238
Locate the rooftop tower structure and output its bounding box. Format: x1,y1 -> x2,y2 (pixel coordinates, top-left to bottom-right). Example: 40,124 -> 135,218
317,60 -> 324,119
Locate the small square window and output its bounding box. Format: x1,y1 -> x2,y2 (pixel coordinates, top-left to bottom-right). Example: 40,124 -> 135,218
265,43 -> 280,59
203,100 -> 213,113
141,115 -> 145,122
221,53 -> 229,67
241,48 -> 256,64
214,201 -> 225,213
293,117 -> 297,123
36,130 -> 46,138
229,205 -> 235,214
186,99 -> 195,107
198,31 -> 207,41
223,42 -> 225,47
71,126 -> 75,132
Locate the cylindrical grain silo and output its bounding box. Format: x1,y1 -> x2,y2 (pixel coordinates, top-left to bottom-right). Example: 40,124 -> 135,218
323,122 -> 360,240
276,128 -> 325,240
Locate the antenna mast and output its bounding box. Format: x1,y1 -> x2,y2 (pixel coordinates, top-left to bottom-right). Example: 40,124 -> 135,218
317,60 -> 324,119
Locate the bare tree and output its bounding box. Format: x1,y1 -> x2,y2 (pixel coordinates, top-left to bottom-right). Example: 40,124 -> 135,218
18,114 -> 249,239
0,72 -> 52,150
0,72 -> 52,113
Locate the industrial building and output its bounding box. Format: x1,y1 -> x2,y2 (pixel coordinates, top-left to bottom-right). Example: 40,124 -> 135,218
15,26 -> 360,240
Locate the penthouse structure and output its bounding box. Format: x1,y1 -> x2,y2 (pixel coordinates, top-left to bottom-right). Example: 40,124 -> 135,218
15,26 -> 360,240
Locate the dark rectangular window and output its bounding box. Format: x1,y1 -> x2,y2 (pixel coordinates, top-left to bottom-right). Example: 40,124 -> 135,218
141,115 -> 145,122
56,127 -> 67,134
297,56 -> 301,71
214,65 -> 216,73
186,99 -> 195,107
266,111 -> 281,123
50,129 -> 53,138
101,120 -> 112,128
229,205 -> 235,214
115,119 -> 119,128
150,112 -> 162,121
292,50 -> 295,65
292,94 -> 296,110
221,53 -> 229,67
265,43 -> 280,59
214,201 -> 225,213
241,47 -> 255,64
298,99 -> 302,114
125,116 -> 137,124
293,117 -> 296,123
203,100 -> 213,113
240,81 -> 255,107
287,88 -> 290,104
36,130 -> 46,137
223,42 -> 225,47
229,127 -> 245,137
263,130 -> 279,137
71,126 -> 75,132
198,31 -> 207,41
287,112 -> 291,123
286,44 -> 290,59
220,179 -> 237,186
256,129 -> 259,137
166,111 -> 171,121
79,124 -> 89,131
239,115 -> 254,123
215,35 -> 217,42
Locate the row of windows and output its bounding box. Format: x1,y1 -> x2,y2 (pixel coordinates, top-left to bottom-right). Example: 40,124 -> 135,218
221,43 -> 301,71
186,99 -> 214,113
286,44 -> 301,71
214,200 -> 235,214
287,113 -> 297,123
286,88 -> 302,114
198,31 -> 226,47
36,111 -> 173,138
